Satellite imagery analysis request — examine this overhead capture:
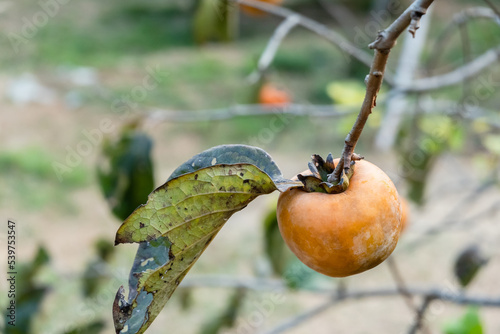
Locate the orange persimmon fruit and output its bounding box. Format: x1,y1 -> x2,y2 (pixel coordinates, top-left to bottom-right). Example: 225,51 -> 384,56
400,197 -> 410,232
277,160 -> 402,277
240,0 -> 283,16
258,83 -> 291,105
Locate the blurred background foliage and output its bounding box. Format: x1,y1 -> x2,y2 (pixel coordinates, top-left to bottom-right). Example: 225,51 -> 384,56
1,0 -> 500,333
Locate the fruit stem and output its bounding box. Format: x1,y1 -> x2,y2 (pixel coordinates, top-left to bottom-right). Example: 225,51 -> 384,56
331,0 -> 435,183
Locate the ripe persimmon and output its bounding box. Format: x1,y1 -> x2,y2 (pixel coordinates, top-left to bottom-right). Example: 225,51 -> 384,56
240,0 -> 283,16
258,83 -> 291,105
277,160 -> 402,277
400,197 -> 409,232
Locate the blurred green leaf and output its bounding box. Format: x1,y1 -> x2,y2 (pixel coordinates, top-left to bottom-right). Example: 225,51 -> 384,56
97,126 -> 155,221
95,238 -> 115,262
199,288 -> 246,334
82,239 -> 116,297
273,51 -> 314,73
454,245 -> 488,288
482,134 -> 500,156
6,246 -> 51,334
397,115 -> 465,205
326,80 -> 366,106
10,287 -> 49,334
18,246 -> 50,292
443,307 -> 483,334
193,0 -> 236,44
114,145 -> 297,334
282,259 -> 317,290
262,206 -> 316,288
178,288 -> 194,311
263,206 -> 289,276
400,145 -> 436,205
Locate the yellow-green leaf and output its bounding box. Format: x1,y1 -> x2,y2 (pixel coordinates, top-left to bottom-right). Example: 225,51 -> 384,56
113,164 -> 280,334
326,80 -> 366,106
115,164 -> 278,244
482,134 -> 500,155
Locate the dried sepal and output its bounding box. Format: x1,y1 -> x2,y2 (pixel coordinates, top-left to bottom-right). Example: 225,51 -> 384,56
307,161 -> 322,179
298,157 -> 356,194
325,153 -> 335,172
297,174 -> 328,193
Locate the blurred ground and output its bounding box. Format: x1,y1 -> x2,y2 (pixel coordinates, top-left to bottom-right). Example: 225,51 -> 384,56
1,0 -> 500,333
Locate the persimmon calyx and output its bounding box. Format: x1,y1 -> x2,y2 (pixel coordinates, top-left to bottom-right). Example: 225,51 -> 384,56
297,153 -> 358,194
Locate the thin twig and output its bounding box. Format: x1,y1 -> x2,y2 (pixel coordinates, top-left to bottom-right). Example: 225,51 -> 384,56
315,0 -> 359,32
417,97 -> 500,130
387,257 -> 433,334
262,297 -> 339,334
331,0 -> 435,183
408,296 -> 435,334
146,104 -> 357,124
180,275 -> 500,307
483,0 -> 500,18
183,275 -> 500,334
409,7 -> 500,92
374,6 -> 433,151
143,96 -> 500,126
232,0 -> 388,83
402,185 -> 498,252
387,257 -> 417,311
248,15 -> 301,84
401,46 -> 500,93
458,19 -> 472,105
425,7 -> 500,75
142,97 -> 500,126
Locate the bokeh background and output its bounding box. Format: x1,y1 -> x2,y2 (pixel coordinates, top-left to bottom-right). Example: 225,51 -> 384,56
1,0 -> 500,333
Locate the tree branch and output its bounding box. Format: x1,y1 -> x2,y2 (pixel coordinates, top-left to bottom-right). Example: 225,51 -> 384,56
408,296 -> 434,334
406,7 -> 500,93
180,275 -> 500,307
262,298 -> 338,334
331,0 -> 435,183
146,104 -> 357,123
141,97 -> 499,127
247,14 -> 300,84
374,6 -> 433,151
315,0 -> 359,32
401,46 -> 500,93
483,0 -> 500,18
143,96 -> 500,125
184,275 -> 500,334
232,0 -> 390,83
387,257 -> 432,334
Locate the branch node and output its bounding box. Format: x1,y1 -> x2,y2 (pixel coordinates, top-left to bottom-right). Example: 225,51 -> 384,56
409,7 -> 427,37
368,31 -> 396,51
351,153 -> 364,161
